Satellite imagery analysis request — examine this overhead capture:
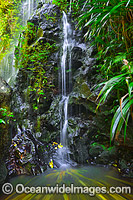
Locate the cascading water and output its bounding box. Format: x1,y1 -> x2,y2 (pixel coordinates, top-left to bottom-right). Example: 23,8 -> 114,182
60,96 -> 69,147
60,12 -> 72,149
22,0 -> 35,25
54,12 -> 76,168
0,0 -> 38,85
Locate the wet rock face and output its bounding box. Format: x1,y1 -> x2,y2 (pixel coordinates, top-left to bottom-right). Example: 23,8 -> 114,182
14,4 -> 62,114
13,3 -> 96,140
0,77 -> 11,102
71,47 -> 83,70
0,162 -> 7,185
12,2 -> 110,168
28,3 -> 62,43
0,78 -> 12,158
10,3 -> 63,176
6,130 -> 49,177
0,77 -> 12,184
89,145 -> 118,165
16,3 -> 62,94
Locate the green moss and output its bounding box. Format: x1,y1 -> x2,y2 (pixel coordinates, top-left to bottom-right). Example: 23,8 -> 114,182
15,21 -> 58,107
35,116 -> 41,132
37,28 -> 43,38
0,106 -> 11,160
44,13 -> 57,22
25,162 -> 34,175
80,82 -> 92,98
74,77 -> 92,98
52,0 -> 68,12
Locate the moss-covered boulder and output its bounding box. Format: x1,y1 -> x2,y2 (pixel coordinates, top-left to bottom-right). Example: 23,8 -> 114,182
89,144 -> 104,157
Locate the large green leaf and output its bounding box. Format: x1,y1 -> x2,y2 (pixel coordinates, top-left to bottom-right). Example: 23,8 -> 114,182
110,96 -> 129,136
110,97 -> 133,140
124,112 -> 130,142
96,73 -> 127,104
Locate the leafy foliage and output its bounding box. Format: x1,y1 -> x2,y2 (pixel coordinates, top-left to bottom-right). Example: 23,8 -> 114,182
74,0 -> 133,142
52,0 -> 68,11
0,107 -> 14,125
110,94 -> 133,142
77,0 -> 133,77
15,21 -> 58,110
0,0 -> 21,61
96,60 -> 133,142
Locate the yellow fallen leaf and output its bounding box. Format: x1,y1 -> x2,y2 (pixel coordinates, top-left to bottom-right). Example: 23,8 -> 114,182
49,159 -> 53,168
52,142 -> 58,145
113,164 -> 117,167
58,143 -> 63,148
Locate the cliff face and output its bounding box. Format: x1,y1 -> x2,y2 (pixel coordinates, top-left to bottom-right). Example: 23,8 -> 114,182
13,3 -> 98,160
6,3 -> 132,177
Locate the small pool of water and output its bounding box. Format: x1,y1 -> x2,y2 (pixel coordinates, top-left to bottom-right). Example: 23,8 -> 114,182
1,165 -> 133,200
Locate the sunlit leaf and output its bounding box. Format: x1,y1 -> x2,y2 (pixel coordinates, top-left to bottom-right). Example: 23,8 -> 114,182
0,119 -> 6,124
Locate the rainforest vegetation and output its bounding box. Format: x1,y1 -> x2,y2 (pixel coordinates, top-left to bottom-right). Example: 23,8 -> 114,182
0,2 -> 133,199
1,0 -> 132,142
49,0 -> 133,142
0,0 -> 22,61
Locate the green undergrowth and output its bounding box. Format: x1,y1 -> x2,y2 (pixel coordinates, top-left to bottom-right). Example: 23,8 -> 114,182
52,0 -> 68,12
0,0 -> 21,61
15,21 -> 58,110
71,0 -> 133,143
0,106 -> 14,159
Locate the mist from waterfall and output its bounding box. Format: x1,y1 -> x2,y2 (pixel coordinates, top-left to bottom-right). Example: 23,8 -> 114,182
0,0 -> 40,85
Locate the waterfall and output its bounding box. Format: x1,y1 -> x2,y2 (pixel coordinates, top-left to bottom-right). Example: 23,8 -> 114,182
60,96 -> 69,147
55,12 -> 75,167
60,12 -> 72,149
61,11 -> 72,96
0,0 -> 37,85
22,0 -> 37,25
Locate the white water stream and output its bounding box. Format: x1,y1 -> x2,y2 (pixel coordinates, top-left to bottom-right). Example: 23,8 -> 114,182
60,12 -> 72,149
56,12 -> 75,166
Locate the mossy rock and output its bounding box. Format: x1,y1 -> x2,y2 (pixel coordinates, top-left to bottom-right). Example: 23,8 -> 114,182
73,78 -> 92,98
79,82 -> 92,98
0,78 -> 11,160
97,150 -> 110,164
0,77 -> 11,103
37,28 -> 43,38
107,146 -> 117,158
0,161 -> 7,185
89,145 -> 104,157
